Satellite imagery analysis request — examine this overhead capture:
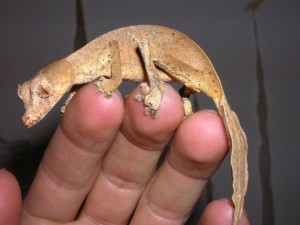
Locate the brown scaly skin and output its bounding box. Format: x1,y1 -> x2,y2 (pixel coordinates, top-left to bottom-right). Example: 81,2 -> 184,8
18,25 -> 248,225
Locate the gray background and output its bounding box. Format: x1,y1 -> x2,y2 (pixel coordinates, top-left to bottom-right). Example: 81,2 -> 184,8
0,0 -> 299,224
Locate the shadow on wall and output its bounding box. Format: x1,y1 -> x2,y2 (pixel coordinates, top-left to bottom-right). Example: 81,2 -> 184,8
245,1 -> 275,225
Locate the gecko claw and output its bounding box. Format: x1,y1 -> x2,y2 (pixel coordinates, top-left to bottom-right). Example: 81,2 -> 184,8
146,107 -> 159,118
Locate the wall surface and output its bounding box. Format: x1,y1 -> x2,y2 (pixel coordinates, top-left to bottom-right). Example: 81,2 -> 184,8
0,0 -> 299,224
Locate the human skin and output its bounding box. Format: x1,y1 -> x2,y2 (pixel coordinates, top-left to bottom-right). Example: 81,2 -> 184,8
0,84 -> 249,225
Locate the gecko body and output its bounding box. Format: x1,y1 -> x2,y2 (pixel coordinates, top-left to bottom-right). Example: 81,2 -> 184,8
18,25 -> 248,225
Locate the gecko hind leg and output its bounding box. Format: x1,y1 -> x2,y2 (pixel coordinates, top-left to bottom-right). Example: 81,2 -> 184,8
136,39 -> 164,117
95,40 -> 122,98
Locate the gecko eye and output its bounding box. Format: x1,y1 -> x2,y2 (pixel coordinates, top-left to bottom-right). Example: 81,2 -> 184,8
32,79 -> 53,99
36,84 -> 51,98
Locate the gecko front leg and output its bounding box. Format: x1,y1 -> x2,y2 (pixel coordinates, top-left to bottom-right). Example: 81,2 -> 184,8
62,40 -> 123,114
136,39 -> 164,117
95,40 -> 123,98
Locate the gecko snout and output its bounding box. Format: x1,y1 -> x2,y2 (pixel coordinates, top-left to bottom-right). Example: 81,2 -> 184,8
22,114 -> 38,128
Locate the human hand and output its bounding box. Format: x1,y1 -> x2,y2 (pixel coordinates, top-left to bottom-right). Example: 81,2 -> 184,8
0,83 -> 249,225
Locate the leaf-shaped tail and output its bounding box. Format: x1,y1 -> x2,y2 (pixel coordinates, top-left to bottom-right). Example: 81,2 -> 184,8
218,95 -> 248,225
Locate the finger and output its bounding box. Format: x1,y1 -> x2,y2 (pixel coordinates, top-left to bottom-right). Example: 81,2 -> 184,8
198,199 -> 250,225
22,83 -> 124,223
130,110 -> 229,224
0,169 -> 22,225
78,84 -> 184,224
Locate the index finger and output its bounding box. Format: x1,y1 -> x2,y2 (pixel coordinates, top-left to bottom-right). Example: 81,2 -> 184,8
22,84 -> 124,223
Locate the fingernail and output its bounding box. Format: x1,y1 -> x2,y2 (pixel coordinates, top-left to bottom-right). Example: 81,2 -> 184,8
203,109 -> 218,115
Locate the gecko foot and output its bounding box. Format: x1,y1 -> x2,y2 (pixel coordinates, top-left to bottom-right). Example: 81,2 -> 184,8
135,82 -> 161,118
135,82 -> 151,101
94,80 -> 113,98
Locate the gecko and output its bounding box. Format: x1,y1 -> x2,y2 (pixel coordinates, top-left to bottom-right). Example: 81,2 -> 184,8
18,25 -> 248,225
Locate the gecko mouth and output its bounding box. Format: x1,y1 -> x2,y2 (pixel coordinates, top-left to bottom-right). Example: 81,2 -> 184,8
22,114 -> 39,128
23,117 -> 35,128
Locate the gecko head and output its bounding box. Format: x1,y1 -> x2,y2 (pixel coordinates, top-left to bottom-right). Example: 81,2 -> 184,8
18,60 -> 74,128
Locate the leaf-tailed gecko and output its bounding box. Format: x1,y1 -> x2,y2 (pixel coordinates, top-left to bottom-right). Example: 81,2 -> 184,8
18,25 -> 248,225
